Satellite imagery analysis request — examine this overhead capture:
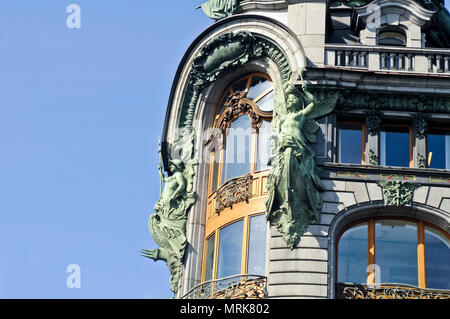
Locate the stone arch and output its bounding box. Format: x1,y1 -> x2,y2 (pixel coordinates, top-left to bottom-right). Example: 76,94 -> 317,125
163,14 -> 307,296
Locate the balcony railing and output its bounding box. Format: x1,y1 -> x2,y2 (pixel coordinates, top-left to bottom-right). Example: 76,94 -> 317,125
337,283 -> 450,299
326,44 -> 450,74
181,274 -> 267,299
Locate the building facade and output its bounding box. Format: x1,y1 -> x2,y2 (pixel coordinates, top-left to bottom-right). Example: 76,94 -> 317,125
143,0 -> 450,299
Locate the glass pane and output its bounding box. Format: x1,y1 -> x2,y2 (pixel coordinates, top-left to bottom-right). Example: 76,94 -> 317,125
380,127 -> 410,167
257,120 -> 272,171
247,215 -> 267,275
247,76 -> 272,100
425,226 -> 450,289
338,223 -> 368,283
375,220 -> 418,286
378,31 -> 406,46
232,78 -> 248,93
218,89 -> 232,115
210,149 -> 220,193
222,116 -> 251,183
256,90 -> 274,112
428,131 -> 450,169
204,234 -> 215,281
339,123 -> 363,164
217,220 -> 244,279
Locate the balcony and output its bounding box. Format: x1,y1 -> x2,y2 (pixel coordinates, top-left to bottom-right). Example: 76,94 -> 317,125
325,44 -> 450,74
181,274 -> 267,299
336,283 -> 450,299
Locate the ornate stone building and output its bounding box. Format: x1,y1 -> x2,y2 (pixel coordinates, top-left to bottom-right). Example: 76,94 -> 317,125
143,0 -> 450,299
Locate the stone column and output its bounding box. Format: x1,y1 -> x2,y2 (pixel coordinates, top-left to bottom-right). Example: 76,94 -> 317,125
287,0 -> 327,67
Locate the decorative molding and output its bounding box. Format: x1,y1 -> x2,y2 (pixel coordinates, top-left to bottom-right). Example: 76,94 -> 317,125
216,91 -> 272,132
366,109 -> 382,136
337,171 -> 368,178
429,176 -> 450,183
377,180 -> 421,206
181,31 -> 291,129
181,274 -> 267,299
380,173 -> 416,181
215,174 -> 252,213
417,154 -> 427,168
336,283 -> 450,299
310,87 -> 450,115
369,149 -> 378,165
353,0 -> 435,29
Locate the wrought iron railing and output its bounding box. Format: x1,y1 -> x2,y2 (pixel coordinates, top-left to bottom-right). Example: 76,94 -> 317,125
215,174 -> 252,213
181,274 -> 267,299
336,282 -> 450,299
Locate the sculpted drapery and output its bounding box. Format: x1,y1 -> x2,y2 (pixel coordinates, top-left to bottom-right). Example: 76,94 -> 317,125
266,81 -> 338,249
199,0 -> 238,20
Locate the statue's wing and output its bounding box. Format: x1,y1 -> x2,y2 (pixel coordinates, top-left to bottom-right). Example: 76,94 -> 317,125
304,93 -> 339,121
149,213 -> 170,249
303,119 -> 320,144
273,82 -> 288,118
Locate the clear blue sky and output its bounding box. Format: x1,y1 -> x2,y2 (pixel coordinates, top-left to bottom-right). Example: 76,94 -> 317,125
0,1 -> 449,299
0,0 -> 210,299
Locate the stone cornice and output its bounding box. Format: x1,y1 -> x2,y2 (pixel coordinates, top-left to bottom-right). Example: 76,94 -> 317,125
309,85 -> 450,114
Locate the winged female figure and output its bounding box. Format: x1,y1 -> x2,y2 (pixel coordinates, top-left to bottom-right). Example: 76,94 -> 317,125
266,81 -> 338,249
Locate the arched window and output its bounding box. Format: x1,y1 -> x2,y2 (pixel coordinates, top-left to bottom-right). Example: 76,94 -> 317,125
209,73 -> 274,192
337,218 -> 450,289
202,73 -> 274,282
377,27 -> 407,46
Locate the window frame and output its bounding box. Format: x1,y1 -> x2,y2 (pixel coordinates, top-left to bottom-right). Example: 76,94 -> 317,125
427,126 -> 450,170
207,73 -> 273,195
337,120 -> 367,165
201,212 -> 266,282
377,26 -> 407,47
336,217 -> 449,288
379,123 -> 413,168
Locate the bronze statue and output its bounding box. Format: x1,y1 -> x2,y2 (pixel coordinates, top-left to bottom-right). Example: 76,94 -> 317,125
141,132 -> 196,293
266,81 -> 338,249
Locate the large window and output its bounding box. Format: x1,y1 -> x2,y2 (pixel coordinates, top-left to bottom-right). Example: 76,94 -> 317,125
202,73 -> 273,282
338,218 -> 450,289
427,128 -> 450,170
208,73 -> 274,192
202,213 -> 267,281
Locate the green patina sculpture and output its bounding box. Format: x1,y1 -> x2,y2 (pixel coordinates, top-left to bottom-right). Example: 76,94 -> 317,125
266,79 -> 339,250
141,132 -> 196,294
418,154 -> 427,168
369,149 -> 378,165
199,0 -> 238,20
420,0 -> 450,48
377,180 -> 421,206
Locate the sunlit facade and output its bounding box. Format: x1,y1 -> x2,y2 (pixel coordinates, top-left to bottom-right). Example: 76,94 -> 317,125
155,0 -> 450,299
